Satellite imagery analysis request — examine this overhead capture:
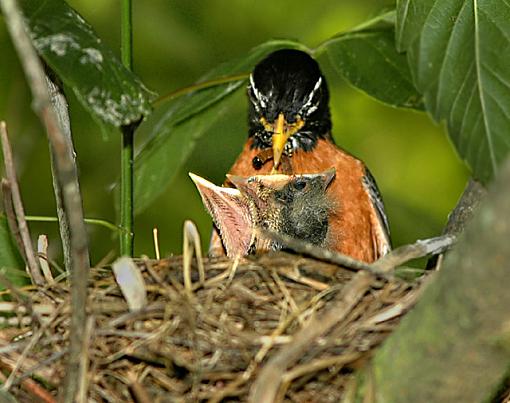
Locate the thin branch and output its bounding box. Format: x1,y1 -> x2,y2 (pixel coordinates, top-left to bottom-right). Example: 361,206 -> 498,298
263,230 -> 455,276
152,72 -> 249,107
427,178 -> 486,269
0,122 -> 44,285
45,72 -> 90,273
373,235 -> 456,272
443,179 -> 486,235
25,215 -> 125,234
0,1 -> 90,401
1,178 -> 26,262
261,229 -> 386,276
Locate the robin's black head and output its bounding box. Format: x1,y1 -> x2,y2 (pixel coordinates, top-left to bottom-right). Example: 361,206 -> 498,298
248,49 -> 333,167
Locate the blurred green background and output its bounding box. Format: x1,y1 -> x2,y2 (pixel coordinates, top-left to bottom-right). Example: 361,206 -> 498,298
0,0 -> 469,265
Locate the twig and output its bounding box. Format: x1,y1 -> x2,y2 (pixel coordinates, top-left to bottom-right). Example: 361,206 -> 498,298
263,230 -> 455,275
0,1 -> 91,401
281,352 -> 361,384
37,235 -> 53,284
3,302 -> 61,391
427,179 -> 486,269
373,235 -> 456,272
0,271 -> 33,316
444,179 -> 486,235
153,72 -> 249,107
152,228 -> 160,260
45,72 -> 90,273
77,316 -> 95,403
127,371 -> 152,403
1,178 -> 26,262
182,220 -> 205,294
0,356 -> 56,403
249,271 -> 373,402
261,230 -> 387,277
0,122 -> 43,285
25,215 -> 124,233
8,350 -> 65,388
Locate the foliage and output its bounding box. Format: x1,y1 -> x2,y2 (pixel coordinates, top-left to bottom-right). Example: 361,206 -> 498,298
20,0 -> 156,129
3,0 -> 508,259
396,0 -> 510,183
0,215 -> 26,288
134,40 -> 306,212
320,11 -> 423,110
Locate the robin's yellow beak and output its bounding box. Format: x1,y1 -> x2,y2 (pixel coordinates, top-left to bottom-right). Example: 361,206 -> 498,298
260,113 -> 305,173
271,113 -> 288,172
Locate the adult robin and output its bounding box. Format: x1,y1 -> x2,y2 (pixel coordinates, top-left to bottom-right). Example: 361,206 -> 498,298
190,169 -> 336,258
211,48 -> 390,262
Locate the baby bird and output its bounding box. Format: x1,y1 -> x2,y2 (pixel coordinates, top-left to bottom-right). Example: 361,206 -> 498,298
189,169 -> 336,258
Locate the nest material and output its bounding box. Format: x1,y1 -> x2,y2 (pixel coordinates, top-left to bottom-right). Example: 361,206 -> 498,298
0,252 -> 423,402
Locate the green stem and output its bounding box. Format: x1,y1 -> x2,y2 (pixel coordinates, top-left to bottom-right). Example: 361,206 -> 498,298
121,0 -> 133,70
153,72 -> 250,107
120,126 -> 134,256
25,215 -> 124,234
120,0 -> 134,256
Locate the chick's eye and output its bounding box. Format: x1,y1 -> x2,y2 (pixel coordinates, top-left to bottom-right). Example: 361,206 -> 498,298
293,180 -> 307,191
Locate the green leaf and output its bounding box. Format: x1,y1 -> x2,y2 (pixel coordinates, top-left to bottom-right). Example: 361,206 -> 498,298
134,40 -> 306,212
20,0 -> 156,128
322,11 -> 423,109
0,215 -> 27,289
396,0 -> 510,183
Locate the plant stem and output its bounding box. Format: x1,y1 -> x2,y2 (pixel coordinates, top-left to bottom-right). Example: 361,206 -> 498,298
25,215 -> 124,234
153,72 -> 249,107
120,0 -> 134,256
121,0 -> 133,70
0,1 -> 90,400
120,126 -> 134,256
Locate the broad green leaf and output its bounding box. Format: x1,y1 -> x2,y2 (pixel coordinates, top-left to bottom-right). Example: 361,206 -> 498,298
322,11 -> 423,109
20,0 -> 156,128
0,215 -> 27,289
396,0 -> 510,183
134,40 -> 306,212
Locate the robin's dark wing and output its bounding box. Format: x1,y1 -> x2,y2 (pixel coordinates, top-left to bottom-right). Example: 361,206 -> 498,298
362,168 -> 391,254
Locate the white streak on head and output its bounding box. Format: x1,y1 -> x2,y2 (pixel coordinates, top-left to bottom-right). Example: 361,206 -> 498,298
300,76 -> 322,116
249,74 -> 267,109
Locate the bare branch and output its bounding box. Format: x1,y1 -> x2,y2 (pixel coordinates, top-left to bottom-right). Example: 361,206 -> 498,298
373,159 -> 510,402
373,235 -> 456,271
444,178 -> 486,236
0,122 -> 43,285
45,72 -> 90,273
0,0 -> 90,401
1,178 -> 26,262
263,230 -> 454,275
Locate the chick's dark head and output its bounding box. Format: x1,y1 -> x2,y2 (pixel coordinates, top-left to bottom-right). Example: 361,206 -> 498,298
228,168 -> 336,249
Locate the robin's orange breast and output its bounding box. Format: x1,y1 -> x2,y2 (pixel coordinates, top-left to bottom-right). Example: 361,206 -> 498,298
226,138 -> 389,262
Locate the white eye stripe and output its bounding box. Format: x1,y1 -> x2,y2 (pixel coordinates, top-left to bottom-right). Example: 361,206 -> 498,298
300,76 -> 322,115
305,104 -> 318,116
249,74 -> 268,109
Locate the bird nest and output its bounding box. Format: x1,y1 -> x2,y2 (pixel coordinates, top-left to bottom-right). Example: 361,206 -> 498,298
0,252 -> 425,402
